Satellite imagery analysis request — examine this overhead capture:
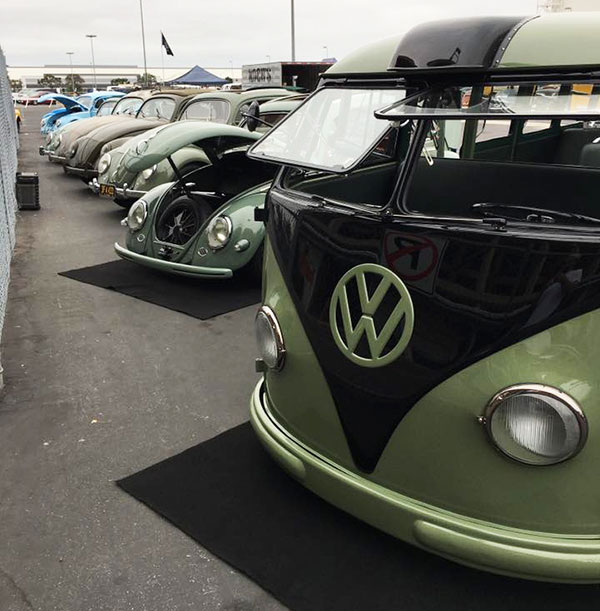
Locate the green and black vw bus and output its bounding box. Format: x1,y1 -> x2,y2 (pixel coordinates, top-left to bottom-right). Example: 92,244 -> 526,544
248,13 -> 600,582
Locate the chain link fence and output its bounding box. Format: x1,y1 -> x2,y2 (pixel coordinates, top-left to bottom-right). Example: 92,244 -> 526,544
0,46 -> 19,357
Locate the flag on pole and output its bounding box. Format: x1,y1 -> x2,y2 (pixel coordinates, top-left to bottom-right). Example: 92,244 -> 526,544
161,32 -> 174,56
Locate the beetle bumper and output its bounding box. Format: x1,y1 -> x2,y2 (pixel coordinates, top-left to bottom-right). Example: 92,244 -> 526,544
250,378 -> 600,583
114,242 -> 233,278
48,153 -> 66,163
65,166 -> 97,180
88,178 -> 146,201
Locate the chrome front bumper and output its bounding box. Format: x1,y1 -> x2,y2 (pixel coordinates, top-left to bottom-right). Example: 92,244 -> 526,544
114,242 -> 233,278
65,166 -> 97,180
48,153 -> 66,163
88,178 -> 146,200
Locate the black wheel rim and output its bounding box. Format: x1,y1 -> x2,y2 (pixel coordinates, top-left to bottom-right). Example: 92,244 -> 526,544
156,203 -> 201,245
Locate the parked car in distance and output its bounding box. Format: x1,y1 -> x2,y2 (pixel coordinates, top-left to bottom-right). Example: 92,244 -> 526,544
114,121 -> 277,280
248,12 -> 600,584
14,88 -> 56,105
67,87 -> 293,183
63,88 -> 211,181
39,91 -> 124,134
92,93 -> 302,205
14,105 -> 22,132
41,91 -> 153,162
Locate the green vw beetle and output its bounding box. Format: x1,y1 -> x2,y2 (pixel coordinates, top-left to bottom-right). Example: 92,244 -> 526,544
94,95 -> 301,207
248,13 -> 600,583
114,121 -> 277,279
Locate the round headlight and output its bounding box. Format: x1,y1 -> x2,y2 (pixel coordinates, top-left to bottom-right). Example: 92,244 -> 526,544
142,164 -> 157,180
136,139 -> 149,155
127,200 -> 148,231
98,153 -> 111,175
206,215 -> 232,250
482,384 -> 587,465
255,306 -> 285,370
68,144 -> 78,158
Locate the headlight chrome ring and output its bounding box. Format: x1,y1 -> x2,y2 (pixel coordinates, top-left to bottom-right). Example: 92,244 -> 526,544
206,215 -> 232,250
255,306 -> 286,371
141,164 -> 157,180
98,153 -> 111,175
127,199 -> 148,231
481,383 -> 587,466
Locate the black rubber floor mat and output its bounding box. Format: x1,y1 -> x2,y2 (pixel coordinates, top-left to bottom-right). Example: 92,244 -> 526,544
59,259 -> 260,320
117,422 -> 600,611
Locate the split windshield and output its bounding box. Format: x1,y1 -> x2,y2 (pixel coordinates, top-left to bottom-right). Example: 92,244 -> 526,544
248,88 -> 406,172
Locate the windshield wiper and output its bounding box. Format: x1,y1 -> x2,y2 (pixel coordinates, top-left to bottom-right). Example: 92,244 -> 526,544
472,203 -> 600,226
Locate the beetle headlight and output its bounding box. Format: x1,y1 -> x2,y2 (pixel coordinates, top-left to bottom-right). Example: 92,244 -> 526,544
136,139 -> 149,155
127,199 -> 147,231
206,215 -> 232,250
68,143 -> 78,158
98,153 -> 111,175
57,133 -> 63,146
255,306 -> 285,370
482,384 -> 587,465
141,164 -> 157,180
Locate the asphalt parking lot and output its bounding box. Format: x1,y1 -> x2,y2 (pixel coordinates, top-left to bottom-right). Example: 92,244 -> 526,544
0,106 -> 285,611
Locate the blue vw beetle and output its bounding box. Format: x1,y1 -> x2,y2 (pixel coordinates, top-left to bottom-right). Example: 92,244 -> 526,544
39,91 -> 124,134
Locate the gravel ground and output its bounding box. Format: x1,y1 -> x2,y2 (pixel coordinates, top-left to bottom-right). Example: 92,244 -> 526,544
0,105 -> 285,611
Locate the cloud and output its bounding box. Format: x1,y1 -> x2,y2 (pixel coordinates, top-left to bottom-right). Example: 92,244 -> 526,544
1,0 -> 539,67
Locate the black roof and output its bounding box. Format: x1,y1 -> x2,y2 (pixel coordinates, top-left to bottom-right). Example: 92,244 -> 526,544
390,16 -> 529,74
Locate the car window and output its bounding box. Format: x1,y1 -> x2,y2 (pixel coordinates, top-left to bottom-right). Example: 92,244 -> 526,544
113,97 -> 143,115
78,96 -> 92,108
403,82 -> 600,222
182,99 -> 230,123
97,100 -> 117,116
137,97 -> 176,120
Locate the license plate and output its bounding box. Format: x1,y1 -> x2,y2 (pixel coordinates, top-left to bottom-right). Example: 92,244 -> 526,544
99,184 -> 115,198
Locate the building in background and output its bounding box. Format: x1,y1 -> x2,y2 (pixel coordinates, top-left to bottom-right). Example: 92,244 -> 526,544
538,0 -> 600,11
7,64 -> 241,90
242,61 -> 335,91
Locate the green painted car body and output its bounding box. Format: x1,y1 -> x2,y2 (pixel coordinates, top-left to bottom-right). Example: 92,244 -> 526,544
248,12 -> 600,583
114,121 -> 277,278
116,181 -> 270,278
93,91 -> 298,203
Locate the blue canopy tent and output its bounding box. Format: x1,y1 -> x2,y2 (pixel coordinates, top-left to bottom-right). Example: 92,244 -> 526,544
168,65 -> 228,86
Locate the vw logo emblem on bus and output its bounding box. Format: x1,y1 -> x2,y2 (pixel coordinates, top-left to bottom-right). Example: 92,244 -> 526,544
329,263 -> 414,368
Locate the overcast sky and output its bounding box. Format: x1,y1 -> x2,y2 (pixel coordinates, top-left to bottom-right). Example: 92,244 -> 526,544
2,0 -> 540,68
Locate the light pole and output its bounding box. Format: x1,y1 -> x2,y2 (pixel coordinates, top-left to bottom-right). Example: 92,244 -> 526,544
323,45 -> 328,59
139,0 -> 148,87
85,34 -> 97,90
290,0 -> 296,61
66,52 -> 74,93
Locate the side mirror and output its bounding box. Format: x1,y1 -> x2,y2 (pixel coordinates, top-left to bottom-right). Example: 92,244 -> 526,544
245,100 -> 261,132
